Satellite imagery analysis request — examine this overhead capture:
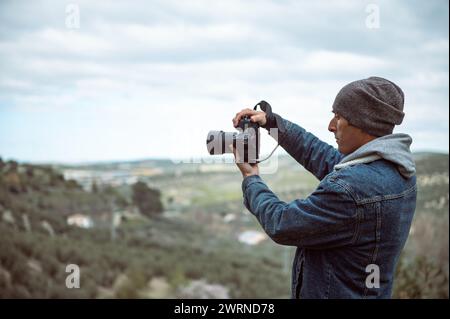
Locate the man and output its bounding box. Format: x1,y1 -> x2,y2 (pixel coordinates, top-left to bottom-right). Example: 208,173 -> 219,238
232,77 -> 417,299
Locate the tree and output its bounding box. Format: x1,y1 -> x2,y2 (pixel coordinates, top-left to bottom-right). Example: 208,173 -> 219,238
91,181 -> 98,193
131,182 -> 163,217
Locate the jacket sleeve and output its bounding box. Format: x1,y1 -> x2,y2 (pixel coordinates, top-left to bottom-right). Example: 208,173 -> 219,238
269,118 -> 344,181
242,175 -> 358,249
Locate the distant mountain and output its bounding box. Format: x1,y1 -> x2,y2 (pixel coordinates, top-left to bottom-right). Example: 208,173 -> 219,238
36,151 -> 448,173
414,152 -> 449,175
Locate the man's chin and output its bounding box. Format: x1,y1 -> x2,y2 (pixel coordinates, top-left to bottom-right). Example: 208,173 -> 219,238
337,146 -> 350,155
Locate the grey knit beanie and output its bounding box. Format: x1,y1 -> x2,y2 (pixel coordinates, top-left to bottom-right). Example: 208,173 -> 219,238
332,76 -> 405,137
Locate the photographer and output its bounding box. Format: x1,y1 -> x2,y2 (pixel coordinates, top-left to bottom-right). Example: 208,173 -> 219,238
231,77 -> 417,299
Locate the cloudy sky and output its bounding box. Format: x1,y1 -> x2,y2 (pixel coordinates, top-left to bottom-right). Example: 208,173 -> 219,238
0,0 -> 448,163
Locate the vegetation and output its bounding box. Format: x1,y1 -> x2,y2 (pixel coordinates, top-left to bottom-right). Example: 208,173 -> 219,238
132,181 -> 163,217
0,158 -> 290,298
0,153 -> 448,298
392,153 -> 449,298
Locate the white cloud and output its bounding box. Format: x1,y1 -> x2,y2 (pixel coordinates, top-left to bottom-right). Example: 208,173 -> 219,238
302,50 -> 389,73
0,0 -> 448,162
422,39 -> 449,53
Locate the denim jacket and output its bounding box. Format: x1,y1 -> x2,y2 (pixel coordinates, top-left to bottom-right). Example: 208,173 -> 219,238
242,118 -> 417,299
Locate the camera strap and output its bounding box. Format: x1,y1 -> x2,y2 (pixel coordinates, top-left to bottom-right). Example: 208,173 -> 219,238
253,100 -> 282,163
253,100 -> 287,134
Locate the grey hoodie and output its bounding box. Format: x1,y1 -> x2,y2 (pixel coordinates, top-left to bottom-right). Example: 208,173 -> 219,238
334,133 -> 416,178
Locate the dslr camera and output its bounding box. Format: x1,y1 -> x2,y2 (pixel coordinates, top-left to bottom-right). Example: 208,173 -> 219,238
206,115 -> 260,164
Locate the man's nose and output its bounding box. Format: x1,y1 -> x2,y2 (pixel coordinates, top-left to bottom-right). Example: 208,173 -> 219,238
328,118 -> 336,132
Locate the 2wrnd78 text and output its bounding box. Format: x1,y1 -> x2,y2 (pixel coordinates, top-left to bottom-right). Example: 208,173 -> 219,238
174,303 -> 275,316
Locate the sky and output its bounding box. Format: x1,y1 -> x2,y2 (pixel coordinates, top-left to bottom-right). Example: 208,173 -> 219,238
0,0 -> 448,163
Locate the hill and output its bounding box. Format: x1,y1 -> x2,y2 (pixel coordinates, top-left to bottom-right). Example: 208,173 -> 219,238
0,153 -> 448,298
0,157 -> 291,298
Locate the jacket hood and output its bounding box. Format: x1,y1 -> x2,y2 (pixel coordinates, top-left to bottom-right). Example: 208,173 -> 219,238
334,133 -> 416,178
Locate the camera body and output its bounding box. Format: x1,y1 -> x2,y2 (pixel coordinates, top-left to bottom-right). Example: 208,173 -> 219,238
206,116 -> 260,163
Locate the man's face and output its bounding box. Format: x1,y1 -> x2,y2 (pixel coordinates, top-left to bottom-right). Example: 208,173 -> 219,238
328,112 -> 367,155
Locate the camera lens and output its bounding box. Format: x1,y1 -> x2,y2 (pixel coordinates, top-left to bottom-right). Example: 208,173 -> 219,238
206,131 -> 236,155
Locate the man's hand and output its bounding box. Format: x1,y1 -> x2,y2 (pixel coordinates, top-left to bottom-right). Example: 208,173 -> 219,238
232,108 -> 267,127
231,108 -> 265,178
230,145 -> 259,178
